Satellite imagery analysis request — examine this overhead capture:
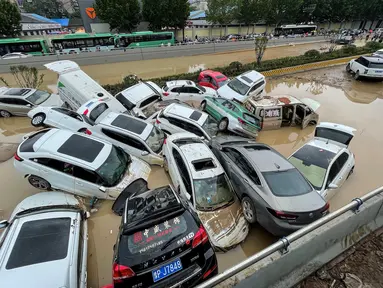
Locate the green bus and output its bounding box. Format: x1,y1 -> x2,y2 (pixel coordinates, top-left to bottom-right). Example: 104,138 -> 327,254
50,33 -> 115,54
116,31 -> 175,48
0,38 -> 49,57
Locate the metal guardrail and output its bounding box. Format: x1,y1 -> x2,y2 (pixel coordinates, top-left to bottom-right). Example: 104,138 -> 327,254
196,186 -> 383,288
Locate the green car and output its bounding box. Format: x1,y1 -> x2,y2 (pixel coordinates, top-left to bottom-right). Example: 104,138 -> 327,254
200,97 -> 260,138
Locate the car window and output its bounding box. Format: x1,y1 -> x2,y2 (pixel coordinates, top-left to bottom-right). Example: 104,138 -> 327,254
139,95 -> 160,108
116,93 -> 135,110
166,116 -> 186,129
182,121 -> 205,137
252,80 -> 265,92
188,87 -> 201,94
26,90 -> 51,105
243,113 -> 260,126
214,98 -> 226,105
227,78 -> 250,96
171,87 -> 180,93
222,101 -> 240,114
178,86 -> 189,93
89,103 -> 108,122
6,218 -> 71,269
14,99 -> 30,106
369,62 -> 383,69
327,152 -> 349,185
20,130 -> 48,152
201,115 -> 218,138
73,166 -> 102,184
34,158 -> 74,175
0,98 -> 12,104
53,107 -> 82,121
145,126 -> 165,154
172,148 -> 193,199
101,128 -> 148,151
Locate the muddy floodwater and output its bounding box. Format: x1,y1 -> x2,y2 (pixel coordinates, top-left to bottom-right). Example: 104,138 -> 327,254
0,65 -> 382,287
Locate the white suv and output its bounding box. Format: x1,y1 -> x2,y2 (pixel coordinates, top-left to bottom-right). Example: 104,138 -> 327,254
0,192 -> 88,288
154,103 -> 218,141
346,56 -> 383,80
14,128 -> 151,199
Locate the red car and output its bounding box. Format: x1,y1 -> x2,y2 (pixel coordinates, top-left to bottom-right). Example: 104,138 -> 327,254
198,70 -> 229,90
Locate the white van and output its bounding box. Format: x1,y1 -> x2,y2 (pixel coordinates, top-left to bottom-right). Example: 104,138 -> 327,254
44,60 -> 127,113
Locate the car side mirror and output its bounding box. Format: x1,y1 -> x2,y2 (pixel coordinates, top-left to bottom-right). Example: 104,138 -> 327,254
141,151 -> 149,156
185,192 -> 191,200
26,104 -> 32,108
99,186 -> 106,193
328,183 -> 338,190
200,136 -> 205,141
0,220 -> 9,229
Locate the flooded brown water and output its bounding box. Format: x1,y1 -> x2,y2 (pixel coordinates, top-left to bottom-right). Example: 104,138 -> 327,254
0,65 -> 382,287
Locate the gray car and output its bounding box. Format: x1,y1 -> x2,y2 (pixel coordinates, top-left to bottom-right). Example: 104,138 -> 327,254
0,87 -> 62,117
210,135 -> 329,236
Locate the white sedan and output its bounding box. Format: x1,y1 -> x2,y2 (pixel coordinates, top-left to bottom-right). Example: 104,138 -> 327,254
27,106 -> 93,132
372,49 -> 383,58
161,80 -> 217,102
288,122 -> 356,201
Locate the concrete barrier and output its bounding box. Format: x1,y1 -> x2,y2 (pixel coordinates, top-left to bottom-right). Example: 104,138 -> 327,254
212,191 -> 383,288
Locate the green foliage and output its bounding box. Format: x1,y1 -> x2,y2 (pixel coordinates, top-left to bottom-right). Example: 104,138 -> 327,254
143,0 -> 190,30
255,37 -> 268,65
0,0 -> 21,37
94,0 -> 141,33
206,0 -> 238,25
340,45 -> 357,54
304,49 -> 321,58
262,0 -> 303,26
23,0 -> 69,18
103,44 -> 377,94
5,66 -> 45,88
237,0 -> 263,28
365,41 -> 383,51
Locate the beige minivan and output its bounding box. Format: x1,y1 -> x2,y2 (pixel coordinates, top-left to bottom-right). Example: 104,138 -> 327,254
243,95 -> 320,130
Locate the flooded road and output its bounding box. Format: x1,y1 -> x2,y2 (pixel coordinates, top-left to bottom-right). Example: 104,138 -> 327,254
0,64 -> 382,287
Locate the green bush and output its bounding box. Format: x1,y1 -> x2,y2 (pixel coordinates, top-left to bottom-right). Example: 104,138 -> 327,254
102,44 -> 377,94
304,49 -> 320,58
365,41 -> 383,51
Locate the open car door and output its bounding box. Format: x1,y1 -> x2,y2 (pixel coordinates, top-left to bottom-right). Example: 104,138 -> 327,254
299,98 -> 321,129
314,122 -> 356,147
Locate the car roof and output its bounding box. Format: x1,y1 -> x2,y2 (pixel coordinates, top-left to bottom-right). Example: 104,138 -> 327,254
164,103 -> 208,126
166,80 -> 196,87
178,142 -> 224,179
119,82 -> 158,104
237,70 -> 264,85
248,95 -> 302,107
306,138 -> 344,155
30,128 -> 111,169
99,112 -> 152,139
0,87 -> 35,98
202,70 -> 226,78
361,56 -> 383,63
239,145 -> 295,172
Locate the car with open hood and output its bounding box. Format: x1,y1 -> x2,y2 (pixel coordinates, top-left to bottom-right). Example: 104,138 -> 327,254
14,128 -> 150,200
0,192 -> 88,288
210,135 -> 329,236
243,95 -> 320,130
162,132 -> 249,250
110,179 -> 218,288
288,122 -> 356,201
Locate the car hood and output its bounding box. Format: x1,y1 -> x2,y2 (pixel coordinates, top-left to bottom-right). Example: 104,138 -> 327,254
204,87 -> 218,95
39,93 -> 63,107
273,190 -> 326,213
197,200 -> 249,249
109,156 -> 151,199
217,84 -> 245,102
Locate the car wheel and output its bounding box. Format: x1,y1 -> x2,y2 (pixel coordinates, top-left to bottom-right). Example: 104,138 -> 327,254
346,64 -> 351,72
0,110 -> 11,118
163,157 -> 169,173
242,197 -> 257,224
28,175 -> 51,190
354,70 -> 360,80
31,113 -> 46,127
347,166 -> 354,179
200,101 -> 207,111
218,118 -> 229,132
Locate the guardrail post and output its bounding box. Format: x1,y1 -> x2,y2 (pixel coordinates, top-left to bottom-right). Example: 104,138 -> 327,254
351,198 -> 363,213
279,237 -> 290,255
140,47 -> 144,60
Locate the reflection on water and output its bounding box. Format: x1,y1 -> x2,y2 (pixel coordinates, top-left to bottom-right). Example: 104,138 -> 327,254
0,117 -> 36,142
188,63 -> 206,73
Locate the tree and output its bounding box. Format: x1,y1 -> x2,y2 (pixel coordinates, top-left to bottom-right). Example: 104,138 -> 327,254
206,0 -> 238,35
167,0 -> 190,37
142,0 -> 166,30
23,0 -> 69,18
237,0 -> 263,34
262,0 -> 303,27
0,0 -> 21,38
94,0 -> 141,33
255,36 -> 268,65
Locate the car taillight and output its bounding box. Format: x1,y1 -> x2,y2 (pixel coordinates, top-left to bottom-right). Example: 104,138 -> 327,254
113,263 -> 135,283
85,129 -> 92,135
14,152 -> 23,162
192,225 -> 209,248
83,109 -> 89,116
322,202 -> 330,212
238,117 -> 245,125
203,264 -> 217,279
163,137 -> 167,144
267,208 -> 298,220
163,92 -> 169,96
156,119 -> 161,124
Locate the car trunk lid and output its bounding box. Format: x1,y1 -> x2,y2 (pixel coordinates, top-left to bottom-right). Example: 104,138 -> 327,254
315,122 -> 356,147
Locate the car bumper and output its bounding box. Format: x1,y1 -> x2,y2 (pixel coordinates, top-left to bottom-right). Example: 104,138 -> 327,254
258,212 -> 306,236
211,216 -> 249,251
231,125 -> 258,139
360,74 -> 383,79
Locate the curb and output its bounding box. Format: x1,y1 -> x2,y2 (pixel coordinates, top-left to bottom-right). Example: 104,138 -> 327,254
262,55 -> 364,77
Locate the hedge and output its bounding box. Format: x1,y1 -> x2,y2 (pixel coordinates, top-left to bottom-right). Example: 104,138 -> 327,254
103,42 -> 383,95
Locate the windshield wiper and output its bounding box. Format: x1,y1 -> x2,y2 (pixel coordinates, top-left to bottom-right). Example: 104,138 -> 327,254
161,235 -> 182,251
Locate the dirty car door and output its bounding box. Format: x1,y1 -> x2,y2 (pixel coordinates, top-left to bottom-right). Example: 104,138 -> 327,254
261,107 -> 282,130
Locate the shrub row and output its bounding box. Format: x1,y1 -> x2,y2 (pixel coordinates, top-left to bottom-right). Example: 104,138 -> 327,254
103,42 -> 383,95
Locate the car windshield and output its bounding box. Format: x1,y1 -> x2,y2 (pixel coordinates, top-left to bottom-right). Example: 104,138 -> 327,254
26,90 -> 51,105
89,103 -> 108,122
262,169 -> 313,197
145,126 -> 165,154
288,145 -> 336,190
218,80 -> 229,87
96,146 -> 131,187
116,93 -> 135,110
227,78 -> 250,96
196,85 -> 206,92
193,174 -> 235,211
201,115 -> 218,138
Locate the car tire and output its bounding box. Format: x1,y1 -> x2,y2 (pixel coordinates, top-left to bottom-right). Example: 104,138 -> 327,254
354,70 -> 360,80
0,110 -> 11,118
163,157 -> 169,173
218,118 -> 229,132
242,196 -> 257,224
31,113 -> 46,127
200,101 -> 207,111
346,64 -> 351,72
347,166 -> 354,179
28,175 -> 51,190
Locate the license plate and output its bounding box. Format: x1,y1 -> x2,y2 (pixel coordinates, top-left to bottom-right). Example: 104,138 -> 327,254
152,259 -> 183,283
375,70 -> 382,73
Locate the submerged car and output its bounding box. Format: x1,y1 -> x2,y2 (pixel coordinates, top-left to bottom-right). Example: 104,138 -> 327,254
163,133 -> 249,250
0,192 -> 88,288
198,70 -> 229,90
161,80 -> 217,103
0,87 -> 62,118
346,56 -> 383,80
243,95 -> 320,130
14,128 -> 150,199
289,122 -> 356,201
201,96 -> 260,138
111,179 -> 218,288
210,135 -> 329,236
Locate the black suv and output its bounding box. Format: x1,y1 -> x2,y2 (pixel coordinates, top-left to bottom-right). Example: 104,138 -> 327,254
112,179 -> 218,288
